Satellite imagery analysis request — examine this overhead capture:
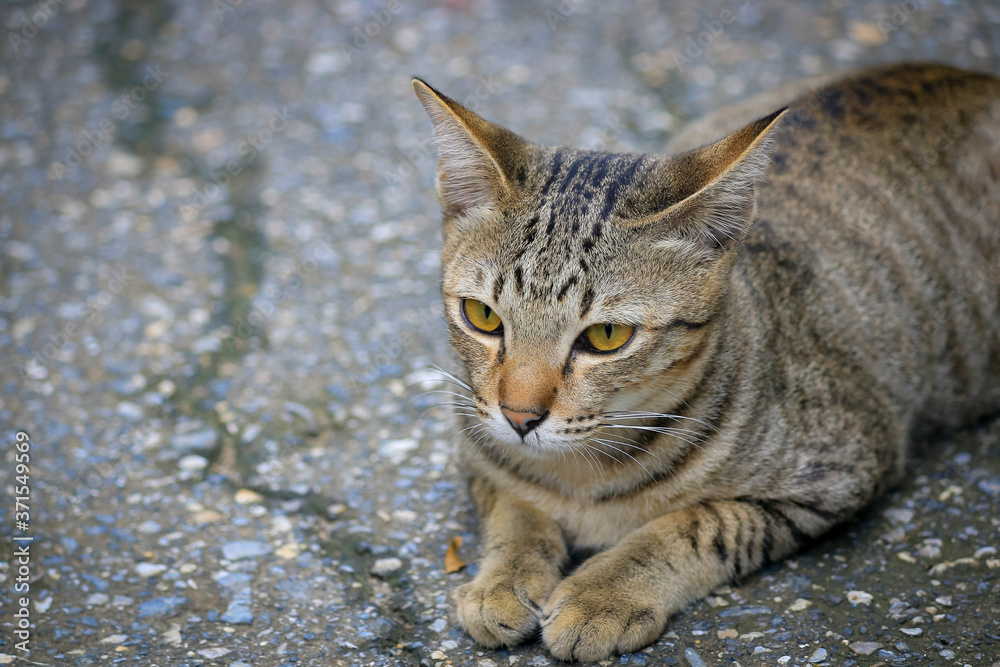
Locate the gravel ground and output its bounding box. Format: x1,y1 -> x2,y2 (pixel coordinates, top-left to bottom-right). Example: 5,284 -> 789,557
1,1 -> 999,665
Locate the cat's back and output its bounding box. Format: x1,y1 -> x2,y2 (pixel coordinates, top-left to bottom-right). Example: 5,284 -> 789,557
715,64 -> 1000,426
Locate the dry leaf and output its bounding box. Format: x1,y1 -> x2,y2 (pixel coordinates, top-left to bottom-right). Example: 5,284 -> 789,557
444,535 -> 466,573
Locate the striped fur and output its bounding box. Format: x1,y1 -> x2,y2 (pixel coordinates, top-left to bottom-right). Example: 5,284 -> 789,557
413,64 -> 1000,661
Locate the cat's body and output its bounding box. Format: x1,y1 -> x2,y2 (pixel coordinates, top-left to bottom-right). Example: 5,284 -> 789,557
413,64 -> 1000,661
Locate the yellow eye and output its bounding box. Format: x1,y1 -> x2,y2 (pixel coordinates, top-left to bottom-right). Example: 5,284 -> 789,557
463,299 -> 503,333
584,323 -> 634,352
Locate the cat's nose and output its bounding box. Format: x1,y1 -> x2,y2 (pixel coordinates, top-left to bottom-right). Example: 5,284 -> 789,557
501,407 -> 547,439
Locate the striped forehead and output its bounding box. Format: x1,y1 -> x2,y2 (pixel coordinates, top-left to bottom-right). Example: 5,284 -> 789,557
484,150 -> 648,317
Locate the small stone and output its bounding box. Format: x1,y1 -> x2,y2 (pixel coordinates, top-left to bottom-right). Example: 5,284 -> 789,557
197,648 -> 232,659
683,647 -> 706,667
847,590 -> 873,606
171,429 -> 218,455
234,488 -> 264,505
371,557 -> 403,576
0,655 -> 16,665
897,551 -> 917,563
192,510 -> 224,524
807,647 -> 828,663
777,658 -> 791,666
987,558 -> 1000,569
138,596 -> 187,618
137,520 -> 162,534
163,623 -> 182,645
940,649 -> 956,659
717,628 -> 738,639
935,595 -> 953,607
112,595 -> 134,607
752,646 -> 770,654
101,634 -> 129,644
849,642 -> 882,656
380,438 -> 419,461
884,508 -> 914,525
326,503 -> 348,517
900,627 -> 923,636
275,543 -> 301,560
222,540 -> 272,560
135,563 -> 168,577
974,546 -> 997,559
179,454 -> 209,471
440,640 -> 458,650
179,563 -> 197,574
220,603 -> 254,624
788,598 -> 812,612
34,597 -> 52,613
86,593 -> 109,606
429,618 -> 448,633
430,650 -> 447,660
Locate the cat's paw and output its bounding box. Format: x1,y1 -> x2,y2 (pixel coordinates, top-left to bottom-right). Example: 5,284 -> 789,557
454,567 -> 559,648
540,553 -> 667,662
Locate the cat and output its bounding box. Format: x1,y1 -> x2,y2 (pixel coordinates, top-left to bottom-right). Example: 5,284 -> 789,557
412,64 -> 1000,661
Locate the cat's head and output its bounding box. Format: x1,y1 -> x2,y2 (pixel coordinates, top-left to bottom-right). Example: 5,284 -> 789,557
413,78 -> 784,461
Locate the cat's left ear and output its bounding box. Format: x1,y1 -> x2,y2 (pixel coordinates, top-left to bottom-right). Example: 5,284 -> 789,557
634,107 -> 788,255
412,78 -> 530,218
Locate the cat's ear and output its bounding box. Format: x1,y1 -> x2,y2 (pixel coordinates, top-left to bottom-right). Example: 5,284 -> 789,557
637,108 -> 787,255
412,77 -> 529,217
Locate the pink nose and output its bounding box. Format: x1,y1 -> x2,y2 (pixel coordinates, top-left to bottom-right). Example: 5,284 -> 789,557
500,408 -> 546,438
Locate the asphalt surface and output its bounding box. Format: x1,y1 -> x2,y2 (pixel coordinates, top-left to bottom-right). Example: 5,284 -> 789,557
1,1 -> 999,665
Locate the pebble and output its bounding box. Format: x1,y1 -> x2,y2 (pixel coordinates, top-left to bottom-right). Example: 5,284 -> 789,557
379,438 -> 419,461
371,557 -> 404,576
222,540 -> 272,560
683,647 -> 706,667
234,488 -> 264,504
136,562 -> 168,577
935,595 -> 953,607
178,454 -> 209,471
717,628 -> 738,639
787,598 -> 812,611
101,634 -> 129,644
171,429 -> 219,454
137,520 -> 162,534
429,618 -> 448,633
220,603 -> 254,624
807,648 -> 828,663
847,590 -> 873,605
974,546 -> 997,558
197,648 -> 232,659
86,593 -> 109,605
430,651 -> 447,660
138,596 -> 187,618
900,627 -> 923,636
849,642 -> 881,656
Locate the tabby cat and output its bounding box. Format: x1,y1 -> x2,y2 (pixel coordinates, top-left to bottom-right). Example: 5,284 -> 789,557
412,64 -> 1000,661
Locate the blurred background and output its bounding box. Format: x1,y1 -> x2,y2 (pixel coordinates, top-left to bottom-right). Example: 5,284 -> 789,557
1,0 -> 999,665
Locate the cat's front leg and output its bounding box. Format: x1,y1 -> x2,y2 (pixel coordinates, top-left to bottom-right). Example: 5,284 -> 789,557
541,498 -> 831,661
455,477 -> 567,647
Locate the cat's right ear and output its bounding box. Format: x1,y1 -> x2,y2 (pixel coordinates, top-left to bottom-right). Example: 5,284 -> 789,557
412,78 -> 529,219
